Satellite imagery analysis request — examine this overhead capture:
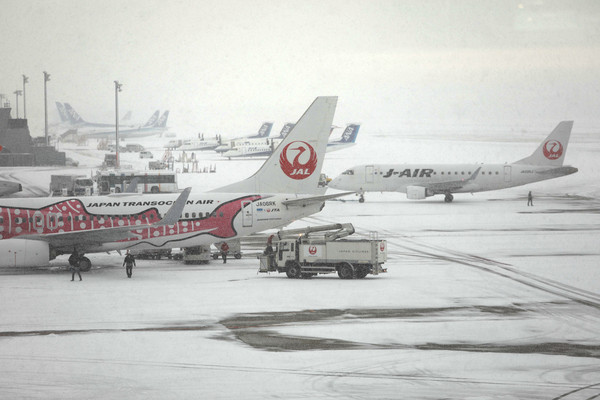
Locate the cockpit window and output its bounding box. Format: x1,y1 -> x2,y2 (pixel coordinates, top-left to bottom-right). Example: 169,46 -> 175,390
342,169 -> 354,175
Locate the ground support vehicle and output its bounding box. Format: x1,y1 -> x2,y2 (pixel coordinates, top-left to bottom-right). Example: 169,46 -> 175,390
212,240 -> 243,260
50,174 -> 93,196
130,249 -> 172,260
259,223 -> 387,279
183,245 -> 212,264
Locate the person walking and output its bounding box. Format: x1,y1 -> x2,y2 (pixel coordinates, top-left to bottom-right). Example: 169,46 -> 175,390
220,242 -> 229,264
69,251 -> 82,281
527,191 -> 533,206
123,251 -> 136,278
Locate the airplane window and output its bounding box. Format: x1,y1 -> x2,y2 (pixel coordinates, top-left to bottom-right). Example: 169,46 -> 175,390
343,169 -> 354,175
461,172 -> 465,175
185,213 -> 189,218
455,172 -> 458,175
468,171 -> 471,174
495,171 -> 499,175
219,212 -> 224,217
0,217 -> 3,224
206,212 -> 210,218
192,212 -> 196,218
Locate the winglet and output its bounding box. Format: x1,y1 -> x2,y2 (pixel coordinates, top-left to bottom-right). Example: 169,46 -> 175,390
154,187 -> 191,226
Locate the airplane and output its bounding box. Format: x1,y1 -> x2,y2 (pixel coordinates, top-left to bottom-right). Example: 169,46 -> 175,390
0,96 -> 348,269
213,122 -> 275,153
215,123 -> 293,155
328,121 -> 578,203
0,180 -> 22,197
222,123 -> 360,159
178,133 -> 223,151
79,111 -> 167,139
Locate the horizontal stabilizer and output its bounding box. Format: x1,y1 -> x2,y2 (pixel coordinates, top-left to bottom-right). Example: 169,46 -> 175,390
282,191 -> 354,207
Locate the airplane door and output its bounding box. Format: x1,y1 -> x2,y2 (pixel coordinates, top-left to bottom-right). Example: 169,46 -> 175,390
504,165 -> 512,182
242,200 -> 253,227
365,165 -> 375,183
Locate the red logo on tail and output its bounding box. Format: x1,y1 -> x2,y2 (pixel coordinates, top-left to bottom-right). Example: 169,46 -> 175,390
543,140 -> 563,160
308,245 -> 317,255
279,141 -> 318,180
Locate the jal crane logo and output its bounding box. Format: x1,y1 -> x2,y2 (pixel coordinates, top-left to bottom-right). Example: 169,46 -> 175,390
543,140 -> 563,160
279,141 -> 318,180
308,245 -> 317,255
379,242 -> 385,252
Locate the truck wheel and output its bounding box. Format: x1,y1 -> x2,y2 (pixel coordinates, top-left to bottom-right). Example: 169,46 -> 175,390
286,262 -> 302,279
338,262 -> 355,279
234,252 -> 242,259
79,257 -> 92,272
356,266 -> 369,279
212,254 -> 219,260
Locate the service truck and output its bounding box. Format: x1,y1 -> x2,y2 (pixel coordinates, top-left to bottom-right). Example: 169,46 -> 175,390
259,223 -> 387,279
50,174 -> 94,196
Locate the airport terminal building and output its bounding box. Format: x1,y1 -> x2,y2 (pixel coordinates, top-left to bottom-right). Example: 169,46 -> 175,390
0,106 -> 65,166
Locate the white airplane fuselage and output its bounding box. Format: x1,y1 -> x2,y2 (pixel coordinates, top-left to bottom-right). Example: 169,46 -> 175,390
330,163 -> 578,195
0,192 -> 321,254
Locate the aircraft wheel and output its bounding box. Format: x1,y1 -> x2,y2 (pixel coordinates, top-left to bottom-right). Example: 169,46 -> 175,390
79,257 -> 92,272
359,195 -> 365,203
337,262 -> 355,279
286,262 -> 302,279
444,193 -> 454,203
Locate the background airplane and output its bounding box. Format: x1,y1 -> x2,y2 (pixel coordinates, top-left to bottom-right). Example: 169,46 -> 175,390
0,96 -> 345,268
213,122 -> 275,153
222,123 -> 360,159
329,121 -> 577,203
79,110 -> 167,139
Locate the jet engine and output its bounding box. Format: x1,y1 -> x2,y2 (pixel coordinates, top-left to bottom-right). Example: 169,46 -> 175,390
0,239 -> 50,268
406,186 -> 432,200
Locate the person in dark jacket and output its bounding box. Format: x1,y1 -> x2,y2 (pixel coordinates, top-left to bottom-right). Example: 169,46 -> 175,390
123,251 -> 136,278
69,251 -> 82,281
527,191 -> 534,206
220,242 -> 229,264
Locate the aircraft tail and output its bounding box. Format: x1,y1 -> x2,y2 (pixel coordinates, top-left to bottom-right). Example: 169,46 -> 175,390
251,122 -> 273,138
143,111 -> 160,127
55,102 -> 69,122
155,111 -> 169,128
278,122 -> 295,138
121,111 -> 132,122
212,96 -> 338,194
63,103 -> 85,124
339,123 -> 360,143
514,121 -> 573,166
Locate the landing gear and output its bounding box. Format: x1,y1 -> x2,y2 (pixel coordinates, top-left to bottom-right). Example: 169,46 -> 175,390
359,195 -> 365,203
69,251 -> 92,272
444,193 -> 454,203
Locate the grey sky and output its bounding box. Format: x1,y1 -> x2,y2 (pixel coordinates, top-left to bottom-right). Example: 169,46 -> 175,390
2,0 -> 599,136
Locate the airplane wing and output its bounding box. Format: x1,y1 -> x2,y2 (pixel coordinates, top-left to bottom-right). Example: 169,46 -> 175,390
281,191 -> 354,207
22,188 -> 193,249
422,167 -> 481,194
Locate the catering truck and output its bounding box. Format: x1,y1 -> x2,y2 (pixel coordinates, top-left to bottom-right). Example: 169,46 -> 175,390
259,223 -> 387,279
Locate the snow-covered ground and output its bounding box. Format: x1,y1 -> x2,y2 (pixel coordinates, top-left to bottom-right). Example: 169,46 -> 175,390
1,125 -> 599,399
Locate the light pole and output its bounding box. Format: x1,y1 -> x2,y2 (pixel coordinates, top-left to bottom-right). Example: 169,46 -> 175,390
114,80 -> 123,169
13,90 -> 22,118
44,71 -> 50,146
22,75 -> 29,119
